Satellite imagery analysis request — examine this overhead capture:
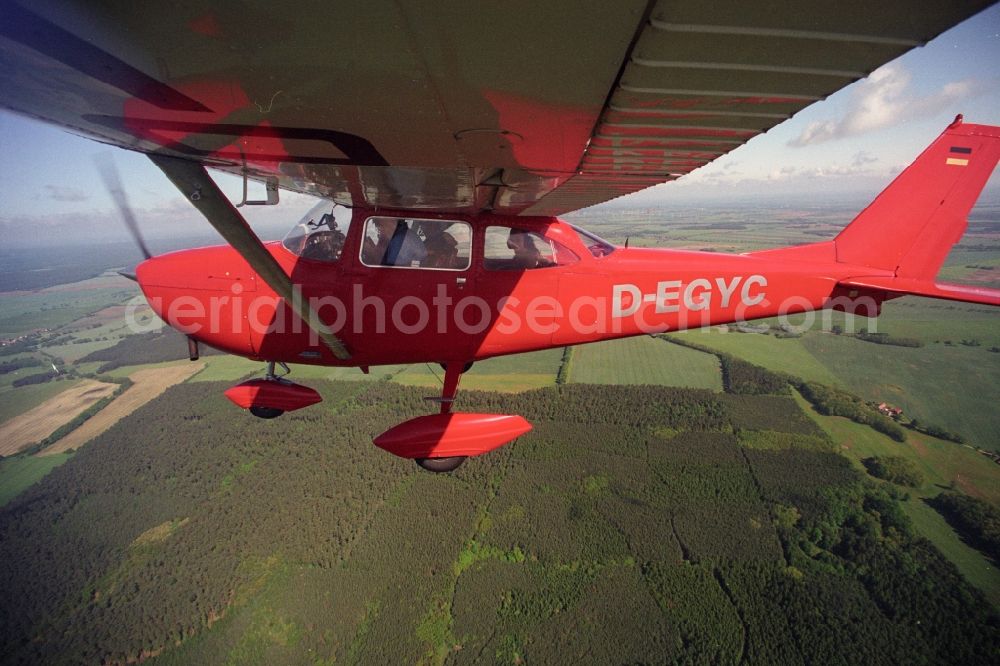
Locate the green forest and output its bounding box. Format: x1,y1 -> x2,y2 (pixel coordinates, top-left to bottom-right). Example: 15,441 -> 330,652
0,203 -> 997,664
1,375 -> 997,665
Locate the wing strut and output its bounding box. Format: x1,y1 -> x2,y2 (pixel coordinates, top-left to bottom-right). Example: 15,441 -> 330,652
148,154 -> 351,360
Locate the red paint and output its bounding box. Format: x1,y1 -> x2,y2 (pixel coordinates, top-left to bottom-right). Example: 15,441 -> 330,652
602,126 -> 758,139
132,119 -> 1000,466
374,413 -> 532,459
188,13 -> 222,37
123,80 -> 291,168
224,379 -> 322,412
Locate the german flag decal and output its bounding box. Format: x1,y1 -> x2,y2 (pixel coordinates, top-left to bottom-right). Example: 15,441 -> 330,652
947,145 -> 971,166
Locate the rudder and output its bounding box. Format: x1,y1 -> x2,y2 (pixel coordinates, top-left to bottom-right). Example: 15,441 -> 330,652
835,116 -> 1000,279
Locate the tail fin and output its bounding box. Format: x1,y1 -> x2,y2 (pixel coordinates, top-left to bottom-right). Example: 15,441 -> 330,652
835,116 -> 1000,279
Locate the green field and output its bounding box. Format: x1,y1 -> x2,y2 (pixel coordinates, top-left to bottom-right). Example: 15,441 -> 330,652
790,392 -> 1000,504
567,204 -> 855,253
394,348 -> 563,392
0,204 -> 997,663
0,453 -> 74,507
40,337 -> 122,363
794,391 -> 1000,604
670,328 -> 842,385
872,298 -> 1000,347
0,276 -> 137,338
938,249 -> 1000,288
668,321 -> 1000,452
570,335 -> 722,389
2,380 -> 997,664
803,297 -> 1000,348
0,378 -> 83,425
0,354 -> 49,390
900,500 -> 1000,607
176,347 -> 561,393
187,355 -> 264,383
800,333 -> 1000,452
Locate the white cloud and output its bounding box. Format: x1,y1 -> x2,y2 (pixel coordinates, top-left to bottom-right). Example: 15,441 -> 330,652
852,151 -> 878,167
43,185 -> 88,202
789,64 -> 976,146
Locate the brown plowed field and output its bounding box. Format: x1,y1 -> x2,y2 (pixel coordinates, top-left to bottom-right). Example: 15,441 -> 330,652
40,362 -> 205,455
0,380 -> 117,456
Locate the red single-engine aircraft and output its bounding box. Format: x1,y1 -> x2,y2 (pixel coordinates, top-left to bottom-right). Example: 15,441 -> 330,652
1,1 -> 998,471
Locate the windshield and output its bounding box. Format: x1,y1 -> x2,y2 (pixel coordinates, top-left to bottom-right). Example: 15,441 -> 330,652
569,224 -> 615,258
281,201 -> 351,262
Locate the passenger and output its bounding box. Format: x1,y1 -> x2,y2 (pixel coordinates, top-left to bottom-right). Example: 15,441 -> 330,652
362,217 -> 397,264
423,229 -> 460,268
385,220 -> 427,267
507,229 -> 551,269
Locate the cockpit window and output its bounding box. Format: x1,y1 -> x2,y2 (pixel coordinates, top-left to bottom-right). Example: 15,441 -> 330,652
282,201 -> 352,262
483,227 -> 579,270
360,217 -> 471,270
569,224 -> 615,258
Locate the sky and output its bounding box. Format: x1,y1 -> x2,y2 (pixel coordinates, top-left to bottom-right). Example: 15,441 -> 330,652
0,5 -> 998,247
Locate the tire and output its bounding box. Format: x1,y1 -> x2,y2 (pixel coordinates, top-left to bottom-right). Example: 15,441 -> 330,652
249,405 -> 284,419
439,361 -> 474,374
415,456 -> 466,473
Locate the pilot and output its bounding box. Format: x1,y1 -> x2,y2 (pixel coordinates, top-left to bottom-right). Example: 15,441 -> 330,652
507,229 -> 551,269
301,229 -> 344,261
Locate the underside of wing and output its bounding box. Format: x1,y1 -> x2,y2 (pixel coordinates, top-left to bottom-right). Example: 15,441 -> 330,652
0,0 -> 993,215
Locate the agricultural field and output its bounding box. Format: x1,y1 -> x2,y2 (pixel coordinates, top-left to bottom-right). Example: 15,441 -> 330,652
670,324 -> 1000,452
670,328 -> 842,385
569,335 -> 722,389
800,332 -> 1000,452
794,390 -> 1000,605
393,347 -> 563,392
566,202 -> 857,252
41,362 -> 206,455
0,377 -> 81,423
0,273 -> 138,338
0,452 -> 74,507
0,380 -> 996,664
571,197 -> 1000,258
0,379 -> 118,456
187,354 -> 264,383
198,347 -> 567,392
856,298 -> 1000,347
0,202 -> 996,664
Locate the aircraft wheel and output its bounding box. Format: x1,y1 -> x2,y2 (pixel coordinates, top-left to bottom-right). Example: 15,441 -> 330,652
415,456 -> 466,473
439,362 -> 474,374
249,406 -> 285,419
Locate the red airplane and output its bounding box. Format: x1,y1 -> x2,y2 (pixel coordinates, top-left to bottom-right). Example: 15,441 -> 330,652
1,1 -> 998,471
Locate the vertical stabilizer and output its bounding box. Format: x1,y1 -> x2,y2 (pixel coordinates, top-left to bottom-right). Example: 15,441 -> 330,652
835,117 -> 1000,279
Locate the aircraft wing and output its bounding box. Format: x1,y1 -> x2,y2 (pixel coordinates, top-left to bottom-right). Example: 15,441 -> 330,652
1,0 -> 994,215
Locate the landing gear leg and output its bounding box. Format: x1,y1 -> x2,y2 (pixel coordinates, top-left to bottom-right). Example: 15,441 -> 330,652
415,361 -> 469,473
264,360 -> 290,381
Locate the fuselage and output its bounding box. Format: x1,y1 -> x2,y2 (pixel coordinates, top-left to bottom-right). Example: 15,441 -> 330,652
135,209 -> 891,368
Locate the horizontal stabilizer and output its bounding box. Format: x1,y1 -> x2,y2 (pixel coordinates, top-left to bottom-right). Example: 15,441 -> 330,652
838,277 -> 1000,306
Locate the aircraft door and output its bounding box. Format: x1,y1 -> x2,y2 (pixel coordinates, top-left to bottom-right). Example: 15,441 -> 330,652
473,225 -> 582,357
345,216 -> 475,364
